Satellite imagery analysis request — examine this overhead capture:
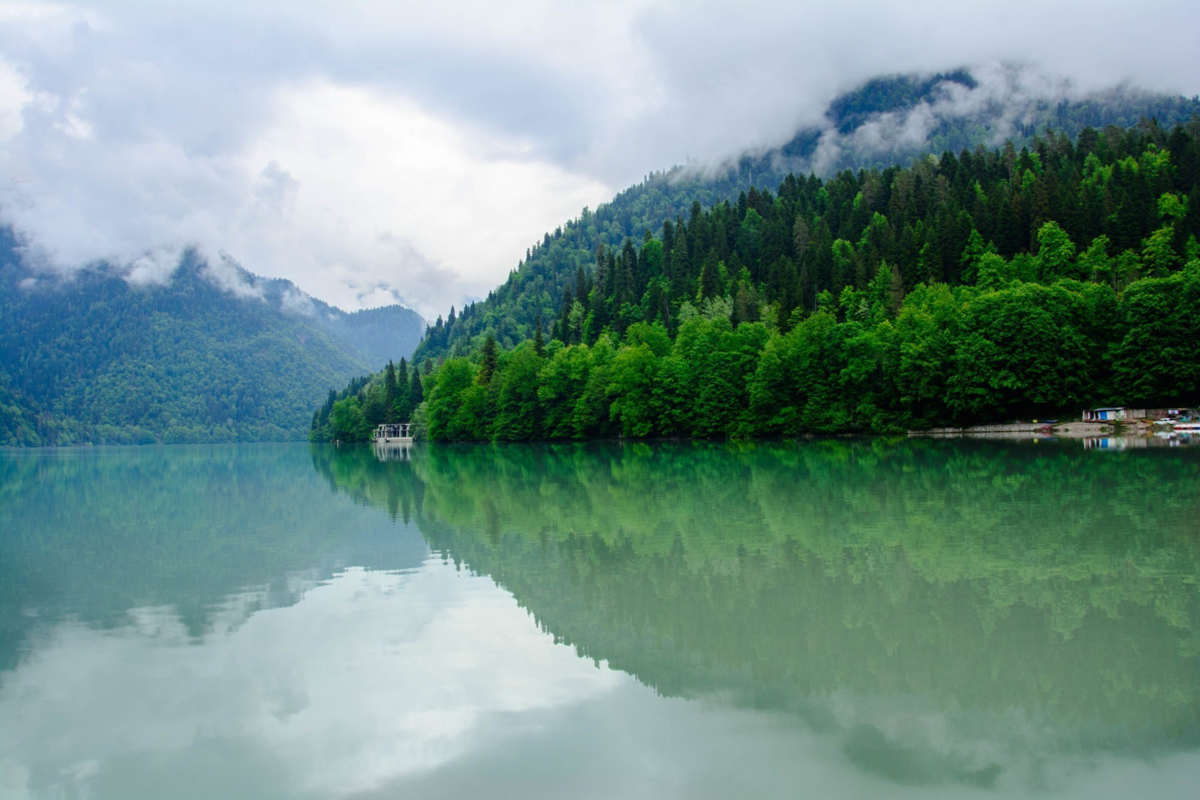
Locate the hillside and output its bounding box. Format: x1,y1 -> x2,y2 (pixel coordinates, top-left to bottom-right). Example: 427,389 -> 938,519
320,117 -> 1200,441
0,238 -> 424,445
413,70 -> 1200,363
320,304 -> 428,369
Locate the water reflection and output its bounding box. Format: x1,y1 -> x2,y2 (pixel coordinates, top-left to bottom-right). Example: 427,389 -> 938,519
0,440 -> 1198,798
312,440 -> 1200,788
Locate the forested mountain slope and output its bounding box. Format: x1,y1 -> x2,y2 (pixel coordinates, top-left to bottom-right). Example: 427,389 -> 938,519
320,119 -> 1200,441
413,70 -> 1200,363
0,239 -> 423,445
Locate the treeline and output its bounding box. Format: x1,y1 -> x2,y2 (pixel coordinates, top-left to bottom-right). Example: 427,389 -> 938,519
411,74 -> 1200,364
310,357 -> 426,441
317,122 -> 1200,441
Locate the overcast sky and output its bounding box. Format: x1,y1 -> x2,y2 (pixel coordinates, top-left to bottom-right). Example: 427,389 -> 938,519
1,1 -> 1198,318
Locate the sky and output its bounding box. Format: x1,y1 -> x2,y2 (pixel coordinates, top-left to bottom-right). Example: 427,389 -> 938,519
1,1 -> 1198,319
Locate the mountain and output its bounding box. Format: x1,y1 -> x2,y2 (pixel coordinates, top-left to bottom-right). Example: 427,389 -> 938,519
0,234 -> 424,445
320,304 -> 427,369
321,99 -> 1200,441
413,69 -> 1200,363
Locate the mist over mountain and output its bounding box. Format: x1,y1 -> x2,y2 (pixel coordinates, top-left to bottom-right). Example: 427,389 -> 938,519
0,233 -> 424,445
412,68 -> 1200,362
739,66 -> 1200,178
7,66 -> 1199,446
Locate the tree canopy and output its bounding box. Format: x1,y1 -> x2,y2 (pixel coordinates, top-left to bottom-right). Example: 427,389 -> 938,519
321,121 -> 1200,442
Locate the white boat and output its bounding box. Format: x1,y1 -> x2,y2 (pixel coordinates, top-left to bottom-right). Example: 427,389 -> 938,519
1173,422 -> 1200,432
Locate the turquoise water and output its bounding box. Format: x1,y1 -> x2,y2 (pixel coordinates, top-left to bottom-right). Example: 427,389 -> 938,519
1,440 -> 1198,798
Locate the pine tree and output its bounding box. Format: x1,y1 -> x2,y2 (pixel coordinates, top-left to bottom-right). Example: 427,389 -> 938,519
395,358 -> 412,421
534,316 -> 545,357
383,361 -> 398,423
594,243 -> 609,298
793,214 -> 811,260
575,264 -> 588,302
670,224 -> 690,298
479,334 -> 499,385
410,368 -> 424,405
558,287 -> 573,342
698,251 -> 721,300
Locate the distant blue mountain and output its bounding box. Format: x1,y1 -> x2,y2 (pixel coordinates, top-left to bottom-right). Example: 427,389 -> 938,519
0,233 -> 424,445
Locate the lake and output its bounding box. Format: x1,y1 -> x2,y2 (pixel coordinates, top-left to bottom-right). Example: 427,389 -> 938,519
1,439 -> 1198,798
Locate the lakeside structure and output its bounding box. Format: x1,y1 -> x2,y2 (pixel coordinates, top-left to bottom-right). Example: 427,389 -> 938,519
1082,407 -> 1194,422
373,423 -> 415,462
372,423 -> 413,443
914,406 -> 1197,441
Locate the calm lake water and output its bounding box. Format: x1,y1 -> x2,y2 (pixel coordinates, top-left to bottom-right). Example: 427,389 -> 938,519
1,439 -> 1198,799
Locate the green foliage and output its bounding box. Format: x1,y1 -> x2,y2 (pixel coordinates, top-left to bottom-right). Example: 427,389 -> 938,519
412,77 -> 1200,365
0,241 -> 424,445
426,358 -> 480,441
0,370 -> 41,446
1109,260 -> 1200,404
330,120 -> 1200,441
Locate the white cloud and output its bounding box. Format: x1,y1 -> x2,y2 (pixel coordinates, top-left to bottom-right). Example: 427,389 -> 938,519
231,79 -> 610,315
124,246 -> 181,286
0,58 -> 32,141
201,252 -> 264,299
4,558 -> 1200,798
0,0 -> 1197,319
0,563 -> 624,798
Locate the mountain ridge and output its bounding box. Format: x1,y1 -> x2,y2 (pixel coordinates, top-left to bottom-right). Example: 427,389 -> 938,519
0,238 -> 424,445
412,68 -> 1200,363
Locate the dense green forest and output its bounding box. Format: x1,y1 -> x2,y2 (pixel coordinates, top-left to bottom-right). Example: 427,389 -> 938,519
312,439 -> 1200,758
411,72 -> 1200,363
319,120 -> 1200,442
0,237 -> 424,446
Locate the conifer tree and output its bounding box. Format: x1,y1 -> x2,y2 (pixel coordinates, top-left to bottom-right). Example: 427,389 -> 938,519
698,251 -> 721,300
479,334 -> 499,385
558,286 -> 573,342
395,358 -> 412,421
670,223 -> 690,298
410,368 -> 424,406
383,361 -> 398,423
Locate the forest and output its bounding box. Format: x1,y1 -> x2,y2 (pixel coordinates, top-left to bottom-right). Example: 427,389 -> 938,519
0,244 -> 424,446
315,120 -> 1200,442
410,75 -> 1200,364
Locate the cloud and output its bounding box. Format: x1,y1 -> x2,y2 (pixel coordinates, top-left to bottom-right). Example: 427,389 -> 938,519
201,252 -> 264,300
279,285 -> 317,317
0,1 -> 1197,318
0,562 -> 624,798
800,64 -> 1081,175
124,246 -> 182,286
0,57 -> 32,141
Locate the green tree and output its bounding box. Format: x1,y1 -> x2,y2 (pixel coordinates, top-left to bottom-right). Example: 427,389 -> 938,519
426,359 -> 475,441
494,343 -> 545,440
1035,221 -> 1077,282
478,335 -> 499,385
1142,226 -> 1180,276
383,361 -> 398,423
1110,260 -> 1200,404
